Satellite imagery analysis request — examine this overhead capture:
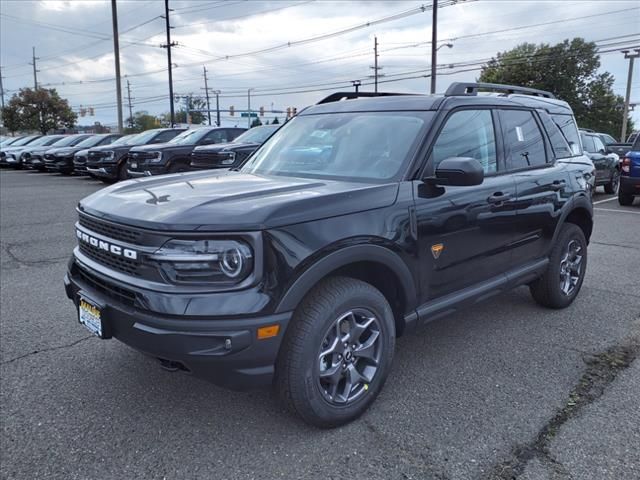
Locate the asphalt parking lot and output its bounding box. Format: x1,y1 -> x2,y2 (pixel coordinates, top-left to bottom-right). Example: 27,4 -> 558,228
1,169 -> 639,480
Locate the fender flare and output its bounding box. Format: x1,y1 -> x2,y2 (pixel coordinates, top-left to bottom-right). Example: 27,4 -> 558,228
275,244 -> 417,314
552,194 -> 594,245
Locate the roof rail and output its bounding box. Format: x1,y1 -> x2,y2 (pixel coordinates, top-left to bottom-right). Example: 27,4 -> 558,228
445,82 -> 556,99
316,91 -> 414,105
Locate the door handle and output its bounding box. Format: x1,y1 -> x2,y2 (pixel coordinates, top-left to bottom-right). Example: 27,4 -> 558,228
550,180 -> 566,191
487,192 -> 512,204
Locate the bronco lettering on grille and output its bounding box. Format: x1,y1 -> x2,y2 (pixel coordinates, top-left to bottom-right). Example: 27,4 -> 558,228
76,229 -> 138,260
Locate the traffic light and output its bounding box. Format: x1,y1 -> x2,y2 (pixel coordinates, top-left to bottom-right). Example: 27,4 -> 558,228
286,107 -> 291,118
259,106 -> 264,117
292,107 -> 297,116
88,107 -> 95,116
229,105 -> 234,116
79,107 -> 86,117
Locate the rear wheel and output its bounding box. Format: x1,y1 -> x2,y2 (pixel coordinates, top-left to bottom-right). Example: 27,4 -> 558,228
530,223 -> 587,309
276,276 -> 395,428
604,170 -> 619,194
618,191 -> 634,206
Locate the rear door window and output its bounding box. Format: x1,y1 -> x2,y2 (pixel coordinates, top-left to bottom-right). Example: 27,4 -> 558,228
539,112 -> 572,159
499,110 -> 547,170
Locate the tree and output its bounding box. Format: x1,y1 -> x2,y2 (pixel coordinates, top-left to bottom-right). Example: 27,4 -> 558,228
250,117 -> 263,127
125,111 -> 159,133
161,96 -> 207,125
272,117 -> 280,125
479,38 -> 633,138
1,88 -> 76,134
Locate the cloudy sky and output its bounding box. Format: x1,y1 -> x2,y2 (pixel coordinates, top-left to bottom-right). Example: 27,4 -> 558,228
1,0 -> 639,130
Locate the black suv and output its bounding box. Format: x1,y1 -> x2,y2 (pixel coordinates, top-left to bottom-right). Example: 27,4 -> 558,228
579,130 -> 621,193
65,83 -> 595,427
86,128 -> 186,182
127,126 -> 246,178
190,124 -> 279,170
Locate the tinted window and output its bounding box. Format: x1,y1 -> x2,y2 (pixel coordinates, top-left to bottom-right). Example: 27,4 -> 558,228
202,129 -> 229,144
593,137 -> 605,153
235,126 -> 278,144
539,112 -> 572,159
551,114 -> 581,155
600,134 -> 616,145
580,133 -> 596,153
431,109 -> 497,174
500,110 -> 547,170
153,130 -> 182,143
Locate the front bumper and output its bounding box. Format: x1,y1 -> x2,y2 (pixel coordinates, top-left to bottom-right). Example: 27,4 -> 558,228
127,162 -> 168,178
86,162 -> 117,178
45,157 -> 74,172
64,259 -> 291,390
620,175 -> 640,195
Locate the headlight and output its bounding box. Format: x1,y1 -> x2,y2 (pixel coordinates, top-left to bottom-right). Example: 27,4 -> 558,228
219,152 -> 236,165
103,151 -> 115,160
149,239 -> 253,285
149,152 -> 163,162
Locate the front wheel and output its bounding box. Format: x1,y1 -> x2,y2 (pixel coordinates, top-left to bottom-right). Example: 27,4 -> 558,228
604,170 -> 619,194
276,276 -> 395,428
530,223 -> 587,309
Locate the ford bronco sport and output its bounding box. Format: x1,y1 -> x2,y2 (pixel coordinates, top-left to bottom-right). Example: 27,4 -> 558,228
65,83 -> 595,427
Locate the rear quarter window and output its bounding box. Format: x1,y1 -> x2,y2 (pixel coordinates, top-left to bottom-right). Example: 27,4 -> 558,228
539,112 -> 573,159
551,114 -> 581,156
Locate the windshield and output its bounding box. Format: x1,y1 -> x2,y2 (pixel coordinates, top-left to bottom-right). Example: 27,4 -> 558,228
8,136 -> 41,147
235,125 -> 279,144
25,136 -> 61,147
75,135 -> 109,148
51,135 -> 89,147
129,129 -> 162,145
241,112 -> 432,182
110,134 -> 136,146
168,128 -> 209,145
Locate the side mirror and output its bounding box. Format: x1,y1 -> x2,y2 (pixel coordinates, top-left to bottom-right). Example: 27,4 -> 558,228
426,157 -> 484,187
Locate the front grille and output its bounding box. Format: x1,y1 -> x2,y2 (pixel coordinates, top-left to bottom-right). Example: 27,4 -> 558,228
75,265 -> 136,306
190,151 -> 233,168
79,214 -> 142,244
130,151 -> 157,160
79,243 -> 140,277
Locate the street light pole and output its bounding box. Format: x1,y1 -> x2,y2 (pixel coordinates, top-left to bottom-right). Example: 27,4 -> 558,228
621,49 -> 640,142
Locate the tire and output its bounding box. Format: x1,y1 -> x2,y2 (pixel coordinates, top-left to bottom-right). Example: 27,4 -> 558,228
604,170 -> 619,194
117,162 -> 128,181
618,191 -> 634,206
276,276 -> 395,428
530,223 -> 587,309
168,162 -> 189,174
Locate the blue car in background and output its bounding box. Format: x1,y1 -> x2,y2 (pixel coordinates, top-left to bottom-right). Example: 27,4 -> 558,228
619,135 -> 640,206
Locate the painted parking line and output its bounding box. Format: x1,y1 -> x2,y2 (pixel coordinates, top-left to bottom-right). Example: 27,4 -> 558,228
595,207 -> 640,215
593,196 -> 618,205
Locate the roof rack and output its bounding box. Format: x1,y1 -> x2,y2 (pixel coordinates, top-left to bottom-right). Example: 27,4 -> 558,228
445,82 -> 556,99
316,91 -> 414,105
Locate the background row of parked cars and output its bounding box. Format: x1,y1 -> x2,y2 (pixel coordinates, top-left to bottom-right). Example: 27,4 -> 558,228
1,123 -> 638,205
0,124 -> 279,182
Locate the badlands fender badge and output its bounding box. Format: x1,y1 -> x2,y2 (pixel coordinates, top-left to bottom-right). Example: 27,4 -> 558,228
431,243 -> 444,259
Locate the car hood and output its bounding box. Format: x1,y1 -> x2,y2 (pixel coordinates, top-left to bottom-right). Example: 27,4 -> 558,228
194,141 -> 259,153
74,149 -> 90,157
89,144 -> 133,153
47,147 -> 78,155
130,143 -> 194,154
2,146 -> 30,154
79,170 -> 399,231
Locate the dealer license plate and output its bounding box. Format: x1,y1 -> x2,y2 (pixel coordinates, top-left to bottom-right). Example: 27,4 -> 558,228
79,297 -> 103,337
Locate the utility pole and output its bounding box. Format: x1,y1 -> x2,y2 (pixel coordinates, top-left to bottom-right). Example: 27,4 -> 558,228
29,47 -> 40,90
0,65 -> 5,111
430,0 -> 438,94
161,0 -> 177,127
621,49 -> 640,142
214,90 -> 221,126
370,37 -> 380,93
126,80 -> 134,129
202,66 -> 212,126
247,88 -> 253,128
110,0 -> 124,133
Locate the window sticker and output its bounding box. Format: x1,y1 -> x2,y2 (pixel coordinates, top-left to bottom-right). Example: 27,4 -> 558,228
516,126 -> 524,142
